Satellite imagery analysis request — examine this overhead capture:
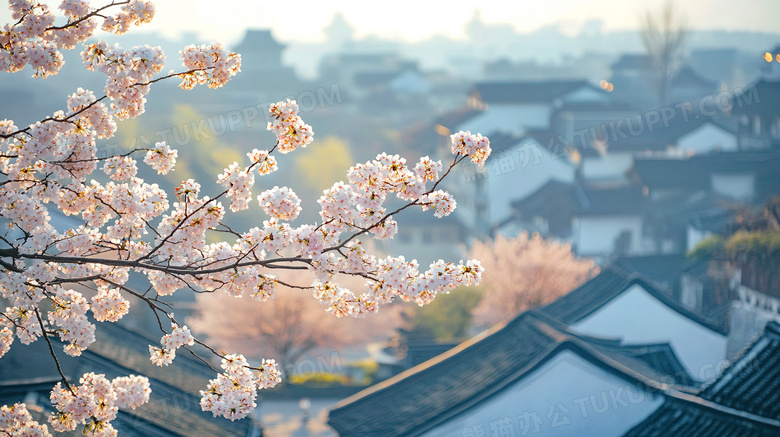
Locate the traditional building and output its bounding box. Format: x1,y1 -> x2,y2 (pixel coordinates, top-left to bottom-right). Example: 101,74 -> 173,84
328,310 -> 694,437
540,267 -> 728,380
625,321 -> 780,436
230,29 -> 299,93
464,80 -> 608,133
731,78 -> 780,150
571,183 -> 649,257
327,273 -> 780,437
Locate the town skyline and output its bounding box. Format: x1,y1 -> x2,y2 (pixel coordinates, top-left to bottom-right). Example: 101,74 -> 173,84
2,0 -> 779,45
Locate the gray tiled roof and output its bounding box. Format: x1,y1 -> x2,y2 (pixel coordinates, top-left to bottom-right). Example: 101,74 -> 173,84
623,396 -> 780,437
699,322 -> 780,421
574,183 -> 648,216
626,322 -> 780,436
327,310 -> 694,437
472,80 -> 596,104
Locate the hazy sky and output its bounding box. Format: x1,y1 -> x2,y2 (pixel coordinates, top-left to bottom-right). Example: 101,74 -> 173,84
2,0 -> 779,44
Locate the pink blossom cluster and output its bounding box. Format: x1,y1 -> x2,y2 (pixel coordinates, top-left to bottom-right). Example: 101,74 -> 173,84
0,326 -> 13,358
0,402 -> 51,436
217,162 -> 255,212
161,320 -> 194,349
450,130 -> 492,166
48,372 -> 150,435
267,99 -> 314,153
66,88 -> 117,138
316,153 -> 446,239
148,345 -> 175,366
100,0 -> 156,35
102,156 -> 138,180
313,256 -> 485,317
149,320 -> 194,366
3,1 -> 156,79
47,288 -> 96,357
144,141 -> 178,174
4,306 -> 42,345
423,190 -> 457,218
200,354 -> 281,421
4,1 -> 65,78
249,275 -> 277,302
151,189 -> 225,264
90,287 -> 130,322
247,148 -> 278,175
82,41 -> 164,119
178,42 -> 241,89
258,186 -> 302,221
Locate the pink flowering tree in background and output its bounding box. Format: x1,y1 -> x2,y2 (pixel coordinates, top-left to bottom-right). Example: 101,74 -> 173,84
187,269 -> 405,381
470,232 -> 599,328
0,1 -> 490,435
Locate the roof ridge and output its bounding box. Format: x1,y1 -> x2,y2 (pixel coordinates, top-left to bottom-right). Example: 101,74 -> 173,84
331,309 -> 690,417
665,390 -> 780,429
328,318 -> 506,411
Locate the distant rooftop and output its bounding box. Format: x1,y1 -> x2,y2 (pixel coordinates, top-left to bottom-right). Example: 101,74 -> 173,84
471,80 -> 597,104
611,54 -> 650,71
233,29 -> 285,52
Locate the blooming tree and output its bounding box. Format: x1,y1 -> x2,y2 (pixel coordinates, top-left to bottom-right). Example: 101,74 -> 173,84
470,232 -> 598,327
187,269 -> 404,380
0,1 -> 490,434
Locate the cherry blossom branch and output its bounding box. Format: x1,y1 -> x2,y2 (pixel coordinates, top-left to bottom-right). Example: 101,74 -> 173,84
325,155 -> 466,254
137,144 -> 278,261
46,1 -> 131,31
0,67 -> 216,140
34,308 -> 75,395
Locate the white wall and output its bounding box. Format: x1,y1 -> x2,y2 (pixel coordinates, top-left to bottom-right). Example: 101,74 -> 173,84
561,87 -> 610,104
572,284 -> 728,381
421,350 -> 662,437
711,173 -> 755,200
686,225 -> 712,253
575,215 -> 643,256
486,139 -> 575,225
677,123 -> 737,154
390,71 -> 431,95
580,153 -> 634,181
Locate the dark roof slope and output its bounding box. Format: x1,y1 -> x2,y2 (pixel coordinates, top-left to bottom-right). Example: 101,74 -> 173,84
614,255 -> 704,290
626,322 -> 780,436
575,183 -> 648,216
233,29 -> 284,51
511,179 -> 575,216
672,66 -> 716,89
472,80 -> 596,104
699,321 -> 780,420
328,310 -> 694,437
611,54 -> 650,71
731,78 -> 780,115
578,114 -> 735,157
624,396 -> 780,437
632,151 -> 780,197
540,266 -> 727,335
353,71 -> 399,87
